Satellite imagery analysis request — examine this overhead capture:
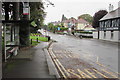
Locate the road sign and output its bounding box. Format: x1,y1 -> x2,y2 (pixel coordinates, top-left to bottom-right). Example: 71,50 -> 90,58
58,27 -> 60,31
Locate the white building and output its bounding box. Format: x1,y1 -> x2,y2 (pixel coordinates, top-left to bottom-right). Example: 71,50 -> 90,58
93,3 -> 120,42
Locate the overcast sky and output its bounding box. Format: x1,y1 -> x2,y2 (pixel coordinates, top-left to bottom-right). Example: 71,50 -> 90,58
43,0 -> 119,24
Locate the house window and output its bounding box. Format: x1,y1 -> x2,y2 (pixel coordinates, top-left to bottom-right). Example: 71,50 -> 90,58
100,21 -> 105,30
119,19 -> 120,27
111,30 -> 113,39
104,31 -> 106,38
116,19 -> 119,27
111,20 -> 115,27
107,20 -> 111,28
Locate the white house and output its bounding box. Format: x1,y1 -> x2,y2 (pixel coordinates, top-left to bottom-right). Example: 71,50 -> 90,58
76,18 -> 89,30
93,3 -> 120,42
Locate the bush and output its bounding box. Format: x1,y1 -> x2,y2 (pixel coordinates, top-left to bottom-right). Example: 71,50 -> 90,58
76,31 -> 92,34
60,27 -> 68,31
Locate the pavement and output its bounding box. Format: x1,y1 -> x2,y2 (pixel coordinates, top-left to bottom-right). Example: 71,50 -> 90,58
2,41 -> 59,79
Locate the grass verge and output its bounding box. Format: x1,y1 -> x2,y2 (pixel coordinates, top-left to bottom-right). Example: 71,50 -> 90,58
30,36 -> 48,42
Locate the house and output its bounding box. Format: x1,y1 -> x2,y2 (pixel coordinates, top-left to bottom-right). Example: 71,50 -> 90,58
62,17 -> 77,28
93,3 -> 120,42
61,15 -> 93,32
61,19 -> 70,28
62,16 -> 89,30
67,17 -> 77,29
76,18 -> 89,30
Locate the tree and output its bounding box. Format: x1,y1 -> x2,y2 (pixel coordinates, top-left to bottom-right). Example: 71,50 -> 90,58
30,2 -> 46,29
92,10 -> 108,28
48,23 -> 54,31
19,2 -> 46,46
78,14 -> 93,24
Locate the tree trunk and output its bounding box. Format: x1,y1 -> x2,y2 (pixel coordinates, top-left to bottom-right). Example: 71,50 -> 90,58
19,3 -> 30,47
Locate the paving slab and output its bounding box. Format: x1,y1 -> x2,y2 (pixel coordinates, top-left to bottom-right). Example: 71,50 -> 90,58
2,42 -> 56,78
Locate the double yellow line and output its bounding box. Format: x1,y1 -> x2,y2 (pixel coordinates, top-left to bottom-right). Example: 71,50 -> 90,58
48,46 -> 70,79
48,44 -> 119,79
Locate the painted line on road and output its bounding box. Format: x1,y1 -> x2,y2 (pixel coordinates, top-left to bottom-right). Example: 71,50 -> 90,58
67,69 -> 81,78
52,56 -> 67,78
49,49 -> 67,78
51,50 -> 70,77
50,43 -> 119,79
82,51 -> 120,77
64,54 -> 69,58
96,62 -> 106,67
93,69 -> 108,78
101,69 -> 118,78
49,44 -> 71,78
96,62 -> 120,76
84,69 -> 97,78
77,69 -> 92,78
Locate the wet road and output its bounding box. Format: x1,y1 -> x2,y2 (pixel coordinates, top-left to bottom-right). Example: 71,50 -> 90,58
47,32 -> 118,74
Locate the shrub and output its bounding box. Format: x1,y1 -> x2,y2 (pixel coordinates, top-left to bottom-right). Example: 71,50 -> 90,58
76,31 -> 92,34
60,27 -> 68,31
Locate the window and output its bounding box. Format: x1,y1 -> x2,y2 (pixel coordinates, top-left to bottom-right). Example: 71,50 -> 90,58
111,19 -> 118,27
119,19 -> 120,27
107,20 -> 111,28
112,20 -> 115,27
116,19 -> 119,27
100,21 -> 105,30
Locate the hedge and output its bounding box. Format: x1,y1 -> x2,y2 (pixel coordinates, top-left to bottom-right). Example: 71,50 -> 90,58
76,31 -> 92,34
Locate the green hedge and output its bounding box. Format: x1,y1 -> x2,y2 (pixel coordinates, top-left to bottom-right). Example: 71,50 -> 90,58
76,31 -> 92,34
60,27 -> 68,31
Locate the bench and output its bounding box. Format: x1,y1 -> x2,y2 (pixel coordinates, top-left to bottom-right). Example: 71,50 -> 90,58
8,47 -> 18,57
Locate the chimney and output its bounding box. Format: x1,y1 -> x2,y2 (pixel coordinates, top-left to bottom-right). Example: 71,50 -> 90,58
109,4 -> 114,12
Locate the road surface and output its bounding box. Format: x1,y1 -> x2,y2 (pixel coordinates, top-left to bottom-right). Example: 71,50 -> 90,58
47,32 -> 119,78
